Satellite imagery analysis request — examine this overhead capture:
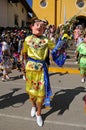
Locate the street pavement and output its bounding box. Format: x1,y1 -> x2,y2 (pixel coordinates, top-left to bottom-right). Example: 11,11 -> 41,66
0,69 -> 86,130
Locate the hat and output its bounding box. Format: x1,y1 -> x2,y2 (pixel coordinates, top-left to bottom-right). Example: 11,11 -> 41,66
30,17 -> 48,26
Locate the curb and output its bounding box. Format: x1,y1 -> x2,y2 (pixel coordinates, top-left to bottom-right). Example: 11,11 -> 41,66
49,67 -> 80,74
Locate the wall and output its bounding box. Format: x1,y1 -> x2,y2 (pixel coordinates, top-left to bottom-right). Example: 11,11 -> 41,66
0,0 -> 8,27
32,0 -> 86,27
0,0 -> 28,27
8,2 -> 28,27
32,0 -> 56,25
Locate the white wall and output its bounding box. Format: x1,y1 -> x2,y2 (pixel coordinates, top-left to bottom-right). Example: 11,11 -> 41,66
0,0 -> 8,27
0,0 -> 28,27
8,2 -> 28,27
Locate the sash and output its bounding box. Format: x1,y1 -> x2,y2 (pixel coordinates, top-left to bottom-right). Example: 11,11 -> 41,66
52,40 -> 67,67
28,57 -> 52,107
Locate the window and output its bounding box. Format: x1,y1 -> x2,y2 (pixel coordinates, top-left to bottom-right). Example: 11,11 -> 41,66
22,8 -> 24,13
14,15 -> 19,26
21,20 -> 25,27
76,0 -> 85,8
40,0 -> 47,7
15,3 -> 17,7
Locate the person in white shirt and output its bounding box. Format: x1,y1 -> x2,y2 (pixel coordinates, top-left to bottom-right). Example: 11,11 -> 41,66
0,37 -> 12,81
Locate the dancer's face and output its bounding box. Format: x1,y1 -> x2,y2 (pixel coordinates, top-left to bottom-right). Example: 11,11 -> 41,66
31,21 -> 46,36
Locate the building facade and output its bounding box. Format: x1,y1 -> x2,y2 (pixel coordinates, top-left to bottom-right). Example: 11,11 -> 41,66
0,0 -> 35,27
32,0 -> 86,27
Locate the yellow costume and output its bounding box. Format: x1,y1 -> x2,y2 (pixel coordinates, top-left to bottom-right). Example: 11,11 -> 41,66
23,35 -> 55,103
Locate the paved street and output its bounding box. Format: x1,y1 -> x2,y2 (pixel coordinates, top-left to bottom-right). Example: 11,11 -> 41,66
0,69 -> 86,130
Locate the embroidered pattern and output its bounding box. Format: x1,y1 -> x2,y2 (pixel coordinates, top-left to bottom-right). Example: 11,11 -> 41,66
27,35 -> 48,49
26,61 -> 43,71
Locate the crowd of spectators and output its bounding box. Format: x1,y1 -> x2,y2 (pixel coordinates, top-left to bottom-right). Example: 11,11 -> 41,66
0,17 -> 86,81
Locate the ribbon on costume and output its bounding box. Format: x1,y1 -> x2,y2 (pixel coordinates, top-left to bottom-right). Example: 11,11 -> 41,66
28,57 -> 52,107
52,39 -> 67,67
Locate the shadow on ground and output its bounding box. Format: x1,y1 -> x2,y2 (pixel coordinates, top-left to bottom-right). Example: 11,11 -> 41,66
43,86 -> 86,121
10,74 -> 23,81
49,72 -> 68,77
0,88 -> 29,109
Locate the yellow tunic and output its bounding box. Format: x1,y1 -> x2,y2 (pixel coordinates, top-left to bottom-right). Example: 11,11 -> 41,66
23,35 -> 55,100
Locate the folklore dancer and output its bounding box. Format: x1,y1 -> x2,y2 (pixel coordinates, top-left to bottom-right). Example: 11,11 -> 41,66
23,18 -> 67,127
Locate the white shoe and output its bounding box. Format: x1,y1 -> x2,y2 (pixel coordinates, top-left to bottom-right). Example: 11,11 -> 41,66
31,107 -> 36,117
23,75 -> 26,80
6,75 -> 10,80
36,112 -> 43,127
2,77 -> 5,82
81,78 -> 85,83
74,61 -> 78,64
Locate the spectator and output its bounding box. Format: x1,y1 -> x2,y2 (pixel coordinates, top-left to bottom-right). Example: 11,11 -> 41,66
75,34 -> 86,83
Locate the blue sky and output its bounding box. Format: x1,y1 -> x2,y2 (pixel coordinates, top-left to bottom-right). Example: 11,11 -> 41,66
26,0 -> 32,8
